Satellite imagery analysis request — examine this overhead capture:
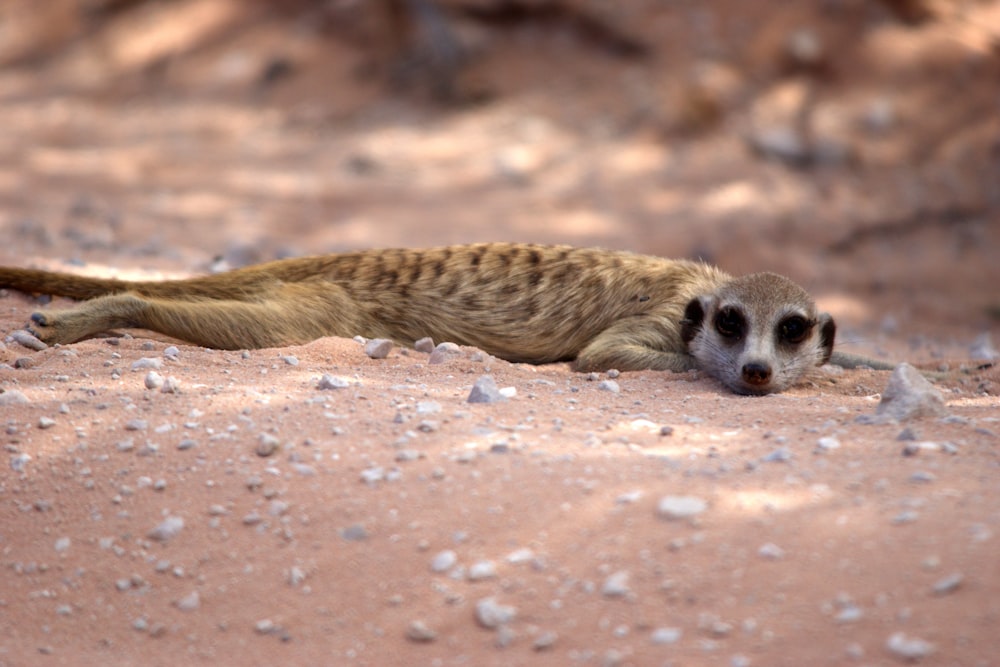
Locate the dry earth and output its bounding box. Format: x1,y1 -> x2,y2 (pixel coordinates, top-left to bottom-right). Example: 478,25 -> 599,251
1,1 -> 999,666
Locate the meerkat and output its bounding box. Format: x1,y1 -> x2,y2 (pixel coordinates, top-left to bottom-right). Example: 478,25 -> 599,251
0,243 -> 889,394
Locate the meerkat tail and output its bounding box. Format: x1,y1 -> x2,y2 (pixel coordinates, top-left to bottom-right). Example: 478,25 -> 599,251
0,268 -> 130,300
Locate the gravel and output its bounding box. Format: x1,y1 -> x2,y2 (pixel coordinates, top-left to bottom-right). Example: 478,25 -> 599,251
875,363 -> 948,422
601,570 -> 630,597
467,375 -> 505,404
657,495 -> 708,520
428,342 -> 461,364
885,632 -> 934,660
931,572 -> 964,595
10,329 -> 47,350
147,515 -> 184,542
131,357 -> 162,371
650,627 -> 683,645
474,597 -> 516,628
317,374 -> 350,390
467,560 -> 497,581
0,389 -> 29,405
364,338 -> 393,359
406,620 -> 437,642
430,550 -> 458,573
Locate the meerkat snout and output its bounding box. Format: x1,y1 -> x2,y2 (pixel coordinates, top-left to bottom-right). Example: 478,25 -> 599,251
680,272 -> 836,395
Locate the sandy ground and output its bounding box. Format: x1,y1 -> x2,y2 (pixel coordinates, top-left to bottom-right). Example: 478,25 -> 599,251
1,1 -> 999,665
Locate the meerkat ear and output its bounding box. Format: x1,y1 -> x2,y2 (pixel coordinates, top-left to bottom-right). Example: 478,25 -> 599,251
817,313 -> 836,365
681,296 -> 710,344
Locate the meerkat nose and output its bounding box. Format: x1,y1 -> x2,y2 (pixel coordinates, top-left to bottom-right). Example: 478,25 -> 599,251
742,362 -> 772,386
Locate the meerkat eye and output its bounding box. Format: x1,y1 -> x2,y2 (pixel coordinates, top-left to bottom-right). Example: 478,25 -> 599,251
778,315 -> 811,344
714,307 -> 745,340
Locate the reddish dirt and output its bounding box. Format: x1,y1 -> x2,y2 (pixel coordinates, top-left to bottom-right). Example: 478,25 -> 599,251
1,2 -> 998,666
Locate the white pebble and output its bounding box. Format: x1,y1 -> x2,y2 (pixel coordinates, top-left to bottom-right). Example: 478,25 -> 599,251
144,371 -> 164,389
364,338 -> 394,359
657,495 -> 707,520
467,560 -> 497,581
475,597 -> 516,628
430,550 -> 458,573
317,374 -> 350,390
885,632 -> 934,660
147,515 -> 184,542
602,570 -> 630,597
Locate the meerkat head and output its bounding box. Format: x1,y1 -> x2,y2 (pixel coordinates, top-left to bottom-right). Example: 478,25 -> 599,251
680,272 -> 835,395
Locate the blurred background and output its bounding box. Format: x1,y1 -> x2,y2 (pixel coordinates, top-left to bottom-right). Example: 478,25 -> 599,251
0,0 -> 997,356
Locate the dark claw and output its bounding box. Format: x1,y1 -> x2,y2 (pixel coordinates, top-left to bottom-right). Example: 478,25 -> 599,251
30,312 -> 47,326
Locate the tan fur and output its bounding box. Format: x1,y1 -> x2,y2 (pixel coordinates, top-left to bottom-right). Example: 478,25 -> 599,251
0,243 -> 855,393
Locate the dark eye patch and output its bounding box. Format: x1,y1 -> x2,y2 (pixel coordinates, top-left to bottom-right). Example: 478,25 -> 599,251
714,306 -> 745,340
778,315 -> 812,344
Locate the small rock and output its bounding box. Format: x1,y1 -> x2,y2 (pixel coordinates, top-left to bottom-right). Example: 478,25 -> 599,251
657,495 -> 707,520
124,419 -> 148,431
762,447 -> 793,463
467,375 -> 505,404
288,566 -> 307,587
468,560 -> 497,581
969,333 -> 998,361
834,605 -> 864,623
10,452 -> 31,472
147,515 -> 184,542
281,355 -> 299,366
816,436 -> 840,451
428,342 -> 461,364
175,591 -> 200,612
505,548 -> 534,564
131,357 -> 162,371
602,570 -> 630,597
406,620 -> 437,643
758,543 -> 785,560
160,376 -> 180,394
414,337 -> 435,353
341,524 -> 368,541
163,346 -> 180,360
10,329 -> 47,351
659,425 -> 675,436
38,416 -> 56,430
144,371 -> 164,390
364,338 -> 393,359
651,627 -> 683,645
875,363 -> 948,422
54,537 -> 71,553
598,380 -> 620,393
0,389 -> 29,405
475,597 -> 516,628
317,374 -> 350,390
885,632 -> 934,660
430,550 -> 458,573
931,572 -> 963,596
533,631 -> 558,651
256,433 -> 280,457
416,401 -> 441,414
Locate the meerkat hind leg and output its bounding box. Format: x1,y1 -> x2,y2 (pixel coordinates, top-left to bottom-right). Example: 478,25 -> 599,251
28,283 -> 365,350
